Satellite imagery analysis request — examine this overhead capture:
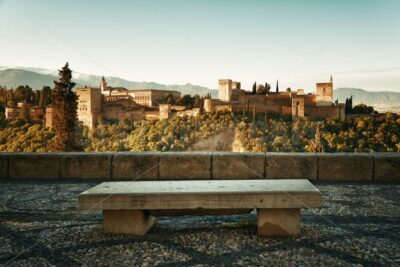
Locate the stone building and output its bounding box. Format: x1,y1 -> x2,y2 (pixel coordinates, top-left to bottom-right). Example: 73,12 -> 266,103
316,76 -> 334,106
99,76 -> 180,107
45,107 -> 54,128
76,87 -> 102,128
5,103 -> 45,120
218,79 -> 241,101
74,77 -> 181,127
75,86 -> 147,128
103,95 -> 145,122
5,107 -> 19,119
127,90 -> 180,107
159,104 -> 171,119
205,77 -> 345,121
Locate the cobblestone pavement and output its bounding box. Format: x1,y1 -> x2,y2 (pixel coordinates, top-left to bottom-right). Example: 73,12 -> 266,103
0,180 -> 399,266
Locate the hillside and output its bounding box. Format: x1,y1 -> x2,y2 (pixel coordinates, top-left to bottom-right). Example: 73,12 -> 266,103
334,88 -> 400,112
0,68 -> 218,97
0,69 -> 56,90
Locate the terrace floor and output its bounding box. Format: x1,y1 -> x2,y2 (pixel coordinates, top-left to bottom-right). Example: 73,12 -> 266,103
0,180 -> 399,266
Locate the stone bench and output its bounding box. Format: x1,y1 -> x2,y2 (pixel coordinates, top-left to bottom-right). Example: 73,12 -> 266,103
78,179 -> 322,236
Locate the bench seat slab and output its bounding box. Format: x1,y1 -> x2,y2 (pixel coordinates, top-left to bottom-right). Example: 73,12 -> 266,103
257,208 -> 300,236
103,210 -> 154,235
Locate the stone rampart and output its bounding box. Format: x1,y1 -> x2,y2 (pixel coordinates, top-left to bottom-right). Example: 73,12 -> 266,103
0,152 -> 398,181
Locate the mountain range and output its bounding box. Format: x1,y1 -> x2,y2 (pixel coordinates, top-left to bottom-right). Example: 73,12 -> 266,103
334,88 -> 400,113
0,67 -> 219,98
0,67 -> 399,112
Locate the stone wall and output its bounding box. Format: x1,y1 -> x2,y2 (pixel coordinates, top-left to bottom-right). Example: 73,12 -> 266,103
305,105 -> 344,121
0,152 -> 398,181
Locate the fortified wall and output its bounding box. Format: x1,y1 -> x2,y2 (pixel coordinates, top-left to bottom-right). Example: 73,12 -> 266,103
1,152 -> 398,181
207,77 -> 345,120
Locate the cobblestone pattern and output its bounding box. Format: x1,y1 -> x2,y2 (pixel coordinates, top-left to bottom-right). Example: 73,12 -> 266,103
0,180 -> 399,266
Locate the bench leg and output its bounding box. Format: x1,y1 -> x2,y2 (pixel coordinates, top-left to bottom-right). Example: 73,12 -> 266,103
103,210 -> 155,235
257,208 -> 300,237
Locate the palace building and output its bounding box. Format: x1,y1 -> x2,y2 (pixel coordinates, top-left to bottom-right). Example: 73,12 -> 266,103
204,76 -> 345,121
99,77 -> 180,107
75,77 -> 181,127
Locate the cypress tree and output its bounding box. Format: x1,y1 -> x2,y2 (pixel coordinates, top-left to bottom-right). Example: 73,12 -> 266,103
252,82 -> 257,95
20,102 -> 31,122
39,86 -> 51,108
51,63 -> 78,151
39,89 -> 45,108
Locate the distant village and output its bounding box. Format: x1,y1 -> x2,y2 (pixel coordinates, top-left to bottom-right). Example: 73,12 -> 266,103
5,76 -> 352,128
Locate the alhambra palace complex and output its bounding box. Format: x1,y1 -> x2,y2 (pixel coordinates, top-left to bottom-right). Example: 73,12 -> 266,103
5,76 -> 346,127
75,76 -> 344,127
206,76 -> 345,121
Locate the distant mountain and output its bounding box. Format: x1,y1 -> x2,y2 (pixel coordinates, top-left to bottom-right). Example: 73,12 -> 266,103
334,87 -> 400,112
0,69 -> 56,90
0,67 -> 218,98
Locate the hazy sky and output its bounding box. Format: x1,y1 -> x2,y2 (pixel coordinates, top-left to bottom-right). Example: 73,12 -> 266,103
0,0 -> 399,91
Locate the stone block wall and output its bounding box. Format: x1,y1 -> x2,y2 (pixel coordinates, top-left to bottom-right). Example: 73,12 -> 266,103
0,152 -> 399,181
212,152 -> 265,179
318,153 -> 373,181
373,153 -> 400,181
266,153 -> 317,180
159,152 -> 212,180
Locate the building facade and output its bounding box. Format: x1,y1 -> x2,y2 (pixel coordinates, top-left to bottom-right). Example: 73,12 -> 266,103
74,78 -> 182,127
205,77 -> 345,121
76,87 -> 102,128
5,103 -> 45,121
127,90 -> 180,107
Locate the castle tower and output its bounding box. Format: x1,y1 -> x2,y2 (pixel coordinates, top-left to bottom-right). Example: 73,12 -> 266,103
316,76 -> 333,106
76,87 -> 102,127
204,98 -> 213,113
292,96 -> 305,118
100,76 -> 108,95
218,79 -> 232,101
159,104 -> 171,119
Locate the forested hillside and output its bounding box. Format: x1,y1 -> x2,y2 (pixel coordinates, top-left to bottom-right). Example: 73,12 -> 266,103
0,111 -> 399,153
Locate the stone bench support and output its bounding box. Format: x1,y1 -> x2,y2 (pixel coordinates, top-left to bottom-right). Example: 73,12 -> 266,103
103,210 -> 155,235
257,208 -> 300,236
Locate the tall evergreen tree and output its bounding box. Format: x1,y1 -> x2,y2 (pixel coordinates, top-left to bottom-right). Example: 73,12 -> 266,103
252,82 -> 257,95
51,63 -> 78,151
39,86 -> 52,108
20,102 -> 31,122
276,80 -> 279,93
39,90 -> 45,108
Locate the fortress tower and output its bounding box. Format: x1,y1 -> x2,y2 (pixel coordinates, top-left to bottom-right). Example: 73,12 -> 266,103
316,76 -> 333,106
204,98 -> 213,113
159,104 -> 171,119
218,79 -> 232,101
76,87 -> 102,127
292,96 -> 305,118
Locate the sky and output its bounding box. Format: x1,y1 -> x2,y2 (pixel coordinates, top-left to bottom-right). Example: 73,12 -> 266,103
0,0 -> 399,92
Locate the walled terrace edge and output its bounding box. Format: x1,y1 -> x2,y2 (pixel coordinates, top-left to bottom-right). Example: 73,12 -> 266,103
0,152 -> 399,181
